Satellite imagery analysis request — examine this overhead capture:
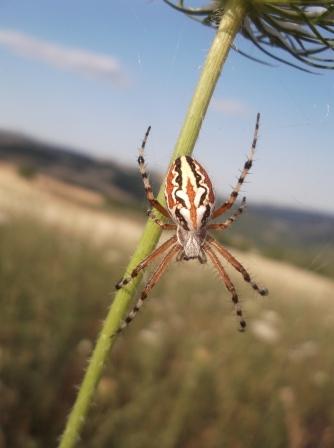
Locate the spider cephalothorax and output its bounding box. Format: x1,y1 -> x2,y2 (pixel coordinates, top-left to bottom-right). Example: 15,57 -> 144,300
116,113 -> 268,332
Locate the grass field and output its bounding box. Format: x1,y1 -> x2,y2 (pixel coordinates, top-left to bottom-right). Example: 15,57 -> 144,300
1,164 -> 334,448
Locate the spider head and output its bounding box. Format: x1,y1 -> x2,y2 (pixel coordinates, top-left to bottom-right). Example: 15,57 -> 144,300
177,226 -> 206,260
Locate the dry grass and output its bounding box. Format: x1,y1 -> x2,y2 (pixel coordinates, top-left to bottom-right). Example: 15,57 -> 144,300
1,162 -> 334,447
0,162 -> 142,247
1,162 -> 333,303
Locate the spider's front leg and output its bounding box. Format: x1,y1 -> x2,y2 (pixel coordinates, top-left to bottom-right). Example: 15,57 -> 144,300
207,235 -> 268,296
205,244 -> 246,331
212,113 -> 260,219
115,236 -> 177,290
117,245 -> 180,333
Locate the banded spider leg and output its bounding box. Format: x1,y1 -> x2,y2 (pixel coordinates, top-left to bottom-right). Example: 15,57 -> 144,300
115,113 -> 268,334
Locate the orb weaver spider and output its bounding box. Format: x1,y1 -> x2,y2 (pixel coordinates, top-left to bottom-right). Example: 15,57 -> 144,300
116,113 -> 268,332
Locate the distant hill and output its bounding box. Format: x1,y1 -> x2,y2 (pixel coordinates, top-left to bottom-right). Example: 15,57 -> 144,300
223,204 -> 334,278
0,129 -> 333,278
0,129 -> 160,205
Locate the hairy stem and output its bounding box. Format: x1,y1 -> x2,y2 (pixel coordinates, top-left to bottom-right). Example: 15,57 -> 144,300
58,1 -> 246,446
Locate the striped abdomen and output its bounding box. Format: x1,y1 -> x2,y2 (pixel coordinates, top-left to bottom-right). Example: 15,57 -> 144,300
165,156 -> 215,231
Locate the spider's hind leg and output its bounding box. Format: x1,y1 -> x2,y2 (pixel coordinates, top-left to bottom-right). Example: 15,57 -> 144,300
212,113 -> 260,219
208,197 -> 247,231
138,127 -> 170,218
147,209 -> 176,230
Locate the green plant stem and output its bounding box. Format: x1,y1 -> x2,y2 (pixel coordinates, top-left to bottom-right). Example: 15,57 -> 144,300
58,1 -> 246,446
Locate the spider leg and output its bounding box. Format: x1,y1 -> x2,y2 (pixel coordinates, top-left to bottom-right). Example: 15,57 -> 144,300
212,113 -> 260,219
117,245 -> 181,333
207,235 -> 268,296
147,209 -> 176,230
138,126 -> 170,218
204,243 -> 246,331
208,197 -> 246,231
115,235 -> 177,290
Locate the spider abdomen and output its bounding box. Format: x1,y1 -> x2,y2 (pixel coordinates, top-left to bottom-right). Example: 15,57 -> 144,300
165,155 -> 215,230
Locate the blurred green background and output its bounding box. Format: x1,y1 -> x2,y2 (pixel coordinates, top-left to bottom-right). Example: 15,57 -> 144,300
0,160 -> 333,447
0,1 -> 334,447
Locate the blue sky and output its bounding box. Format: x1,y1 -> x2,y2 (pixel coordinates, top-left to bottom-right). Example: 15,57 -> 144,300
0,0 -> 333,214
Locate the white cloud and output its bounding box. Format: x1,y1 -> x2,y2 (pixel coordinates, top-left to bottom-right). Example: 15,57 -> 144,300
211,98 -> 249,116
0,29 -> 129,86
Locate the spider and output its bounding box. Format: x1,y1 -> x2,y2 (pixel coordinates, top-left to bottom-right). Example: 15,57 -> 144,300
116,113 -> 268,333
